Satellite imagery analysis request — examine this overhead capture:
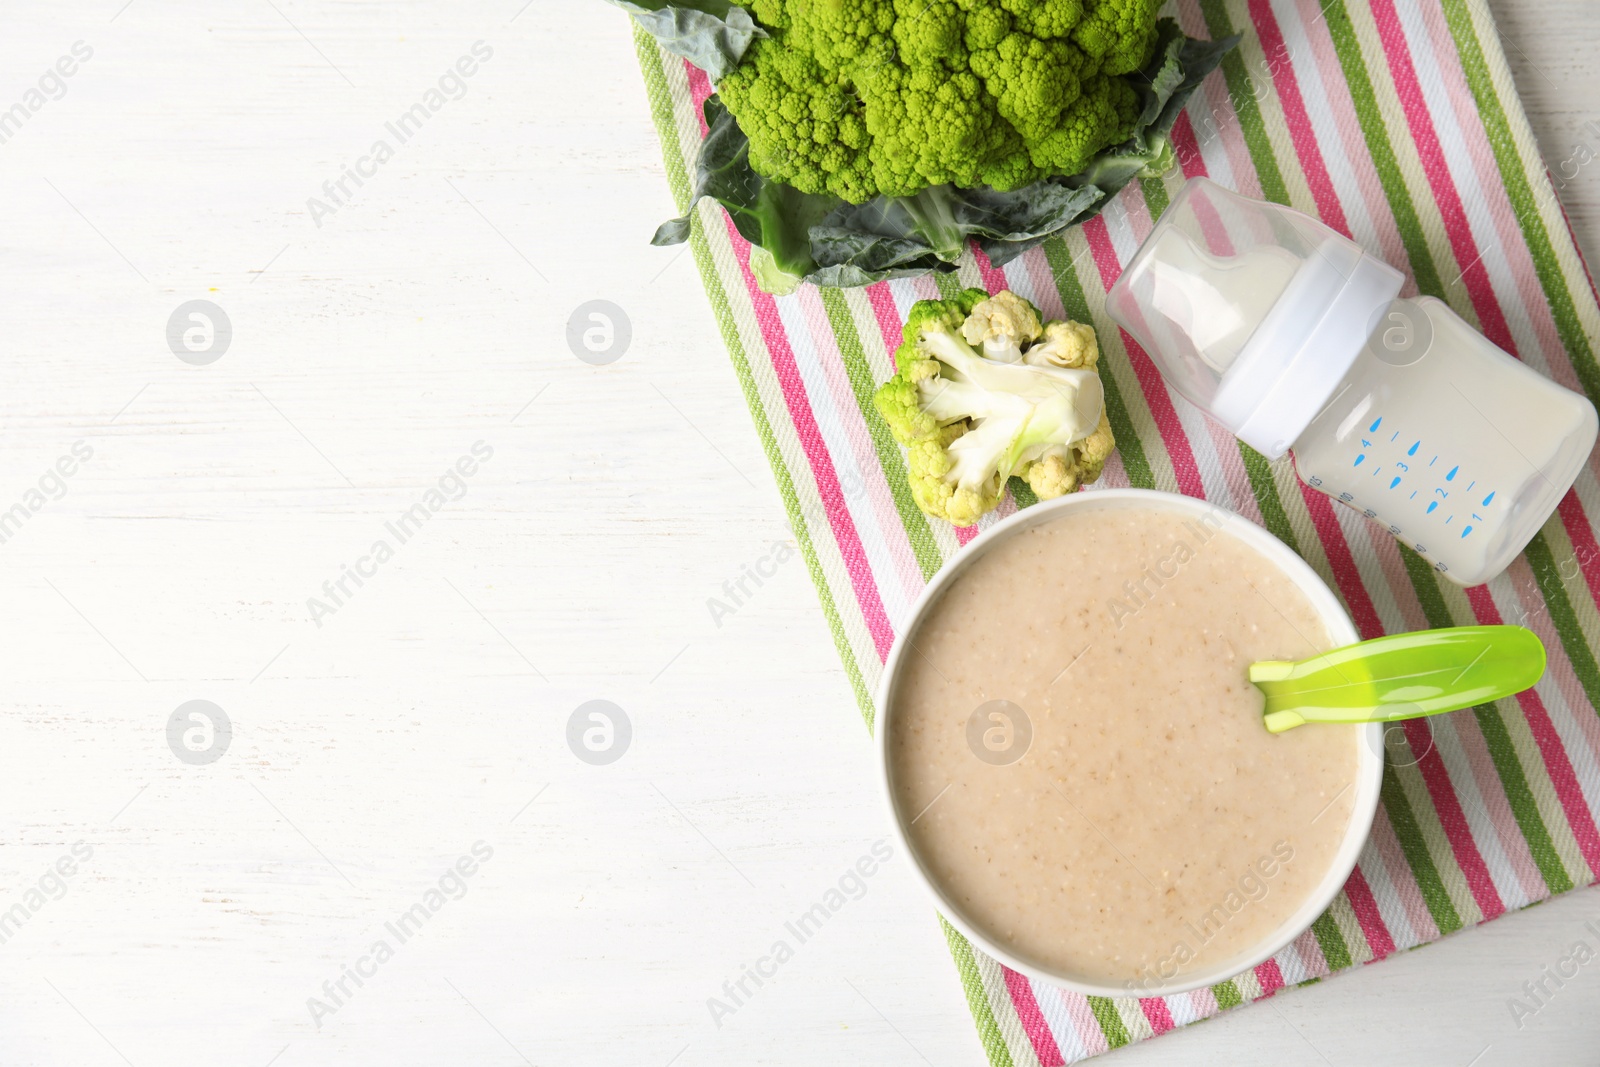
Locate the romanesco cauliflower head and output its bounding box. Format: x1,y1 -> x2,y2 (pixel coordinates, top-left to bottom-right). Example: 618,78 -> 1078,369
718,0 -> 1164,204
872,289 -> 1117,526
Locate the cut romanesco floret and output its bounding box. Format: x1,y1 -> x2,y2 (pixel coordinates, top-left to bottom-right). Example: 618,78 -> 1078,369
872,288 -> 1116,526
1025,318 -> 1099,367
961,290 -> 1043,362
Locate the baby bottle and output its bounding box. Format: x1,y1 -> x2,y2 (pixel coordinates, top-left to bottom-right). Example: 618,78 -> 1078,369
1105,177 -> 1597,586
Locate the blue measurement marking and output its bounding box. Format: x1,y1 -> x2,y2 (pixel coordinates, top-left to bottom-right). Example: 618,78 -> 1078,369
1447,466 -> 1459,482
1483,491 -> 1495,506
1408,441 -> 1420,456
1446,515 -> 1454,525
1391,431 -> 1399,442
1410,491 -> 1418,499
1390,477 -> 1402,488
1353,454 -> 1365,467
1466,480 -> 1475,492
1462,525 -> 1473,538
1427,501 -> 1438,514
1370,417 -> 1383,432
1430,456 -> 1438,466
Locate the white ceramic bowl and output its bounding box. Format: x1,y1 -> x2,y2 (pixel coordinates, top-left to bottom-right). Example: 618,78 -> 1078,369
876,488 -> 1384,998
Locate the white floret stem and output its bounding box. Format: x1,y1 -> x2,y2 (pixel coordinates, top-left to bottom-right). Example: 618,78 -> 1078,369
981,337 -> 1025,363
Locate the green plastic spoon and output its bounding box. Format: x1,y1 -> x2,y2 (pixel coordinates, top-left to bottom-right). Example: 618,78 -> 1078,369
1251,625 -> 1547,734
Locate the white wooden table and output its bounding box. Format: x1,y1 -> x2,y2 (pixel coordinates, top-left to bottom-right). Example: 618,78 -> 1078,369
1,2 -> 1596,1065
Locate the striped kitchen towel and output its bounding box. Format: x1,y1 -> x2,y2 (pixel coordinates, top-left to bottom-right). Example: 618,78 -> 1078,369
631,0 -> 1600,1061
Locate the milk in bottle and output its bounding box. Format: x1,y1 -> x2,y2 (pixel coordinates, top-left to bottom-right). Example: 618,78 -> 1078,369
1106,178 -> 1597,585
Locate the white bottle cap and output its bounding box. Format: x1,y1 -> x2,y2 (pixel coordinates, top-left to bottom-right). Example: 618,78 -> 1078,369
1106,178 -> 1405,459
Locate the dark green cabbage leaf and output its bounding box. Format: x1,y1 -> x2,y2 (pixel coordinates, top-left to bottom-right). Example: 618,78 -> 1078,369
606,0 -> 764,82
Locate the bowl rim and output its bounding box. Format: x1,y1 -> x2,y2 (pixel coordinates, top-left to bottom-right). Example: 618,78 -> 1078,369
874,487 -> 1385,999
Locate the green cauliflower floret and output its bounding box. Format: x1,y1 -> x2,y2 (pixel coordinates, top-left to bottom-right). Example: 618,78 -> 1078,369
1072,0 -> 1164,75
873,291 -> 974,442
718,38 -> 877,202
746,0 -> 789,29
872,290 -> 1116,526
903,289 -> 988,346
969,32 -> 1089,142
962,4 -> 1012,50
884,288 -> 986,389
719,0 -> 1165,204
892,0 -> 967,67
907,424 -> 1008,527
975,145 -> 1045,192
997,0 -> 1085,44
858,64 -> 1017,194
1026,73 -> 1140,174
784,0 -> 896,71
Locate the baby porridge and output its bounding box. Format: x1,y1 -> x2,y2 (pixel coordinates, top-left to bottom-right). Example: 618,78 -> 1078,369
888,501 -> 1360,988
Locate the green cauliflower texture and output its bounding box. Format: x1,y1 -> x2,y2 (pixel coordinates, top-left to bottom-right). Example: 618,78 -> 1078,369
718,0 -> 1163,203
873,288 -> 1116,527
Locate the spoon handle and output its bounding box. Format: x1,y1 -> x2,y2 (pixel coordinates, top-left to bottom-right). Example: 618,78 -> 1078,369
1250,626 -> 1546,734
